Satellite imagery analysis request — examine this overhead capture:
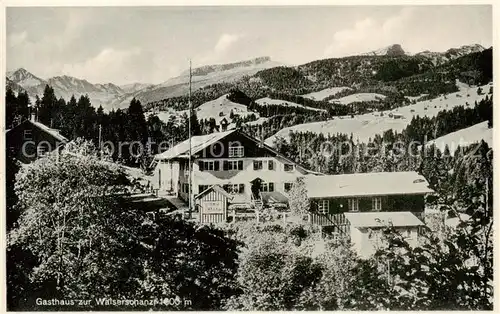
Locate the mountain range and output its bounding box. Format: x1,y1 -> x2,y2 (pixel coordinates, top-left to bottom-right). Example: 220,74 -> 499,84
5,44 -> 487,111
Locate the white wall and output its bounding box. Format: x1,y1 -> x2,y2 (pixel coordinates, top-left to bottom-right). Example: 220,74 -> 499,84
352,226 -> 420,259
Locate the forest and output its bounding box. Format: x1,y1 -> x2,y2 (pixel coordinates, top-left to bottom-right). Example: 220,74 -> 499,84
6,137 -> 493,310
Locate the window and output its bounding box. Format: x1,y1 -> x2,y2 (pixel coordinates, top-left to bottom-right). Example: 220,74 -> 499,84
318,200 -> 329,214
284,182 -> 293,192
227,160 -> 243,170
229,146 -> 244,157
284,164 -> 294,172
260,182 -> 274,192
223,184 -> 244,194
37,145 -> 48,157
268,160 -> 274,170
372,197 -> 382,211
253,160 -> 263,170
348,198 -> 359,212
204,161 -> 215,171
223,160 -> 243,171
23,129 -> 32,140
200,160 -> 220,171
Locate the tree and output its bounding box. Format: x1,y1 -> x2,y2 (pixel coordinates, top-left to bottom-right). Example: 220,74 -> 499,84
288,177 -> 310,217
355,205 -> 493,310
224,221 -> 357,311
8,139 -> 145,308
6,86 -> 17,128
141,218 -> 241,310
189,111 -> 202,136
38,85 -> 58,126
7,139 -> 242,310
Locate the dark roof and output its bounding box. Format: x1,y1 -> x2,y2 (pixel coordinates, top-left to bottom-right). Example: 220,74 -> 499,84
6,119 -> 69,143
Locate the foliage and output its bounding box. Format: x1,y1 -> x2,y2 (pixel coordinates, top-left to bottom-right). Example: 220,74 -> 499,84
7,140 -> 242,310
5,86 -> 30,129
138,218 -> 242,310
288,177 -> 310,216
224,221 -> 356,310
351,203 -> 493,310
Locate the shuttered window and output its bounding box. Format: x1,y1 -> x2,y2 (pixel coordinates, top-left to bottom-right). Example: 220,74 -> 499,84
318,200 -> 329,214
372,197 -> 382,211
348,198 -> 359,212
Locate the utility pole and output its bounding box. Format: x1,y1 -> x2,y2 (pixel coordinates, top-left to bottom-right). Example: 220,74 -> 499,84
188,59 -> 193,220
98,124 -> 102,153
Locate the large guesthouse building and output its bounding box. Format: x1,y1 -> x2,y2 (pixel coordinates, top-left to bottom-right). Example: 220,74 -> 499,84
152,129 -> 433,255
152,129 -> 310,210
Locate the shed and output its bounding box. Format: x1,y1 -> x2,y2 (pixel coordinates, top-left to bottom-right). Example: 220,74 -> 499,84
195,184 -> 233,223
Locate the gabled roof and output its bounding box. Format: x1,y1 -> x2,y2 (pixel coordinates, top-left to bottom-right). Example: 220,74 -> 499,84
153,129 -> 311,174
154,130 -> 235,160
194,184 -> 234,200
235,130 -> 311,174
305,171 -> 433,198
345,211 -> 424,228
32,121 -> 69,143
6,119 -> 69,143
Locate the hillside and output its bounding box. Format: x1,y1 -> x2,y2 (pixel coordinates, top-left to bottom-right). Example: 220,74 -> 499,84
301,86 -> 352,101
265,81 -> 492,145
425,120 -> 492,154
360,44 -> 406,57
330,93 -> 387,105
6,68 -> 127,109
255,97 -> 326,112
6,44 -> 491,115
415,44 -> 485,66
151,92 -> 260,128
110,57 -> 283,109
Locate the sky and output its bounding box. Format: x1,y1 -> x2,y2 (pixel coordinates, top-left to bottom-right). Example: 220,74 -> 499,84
6,5 -> 492,85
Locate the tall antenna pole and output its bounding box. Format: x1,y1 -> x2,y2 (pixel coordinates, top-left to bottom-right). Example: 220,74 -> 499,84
188,59 -> 192,219
98,124 -> 102,151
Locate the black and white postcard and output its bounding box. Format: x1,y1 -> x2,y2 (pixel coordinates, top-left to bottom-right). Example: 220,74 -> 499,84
3,3 -> 495,311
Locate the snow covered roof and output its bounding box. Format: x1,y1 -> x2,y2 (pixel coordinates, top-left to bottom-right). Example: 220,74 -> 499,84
32,121 -> 69,143
154,130 -> 236,160
6,119 -> 69,143
345,211 -> 424,228
304,171 -> 433,198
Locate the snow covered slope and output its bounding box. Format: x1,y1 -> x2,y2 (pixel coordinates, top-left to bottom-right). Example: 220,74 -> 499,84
425,121 -> 492,154
415,44 -> 485,65
7,68 -> 46,87
360,44 -> 406,57
197,94 -> 256,119
255,97 -> 326,112
301,87 -> 352,101
120,83 -> 154,94
266,81 -> 492,146
330,93 -> 387,105
151,94 -> 260,126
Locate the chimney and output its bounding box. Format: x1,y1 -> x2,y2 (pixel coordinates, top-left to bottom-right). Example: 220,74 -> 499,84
30,110 -> 36,122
